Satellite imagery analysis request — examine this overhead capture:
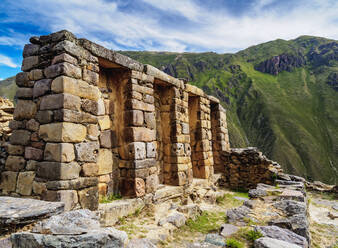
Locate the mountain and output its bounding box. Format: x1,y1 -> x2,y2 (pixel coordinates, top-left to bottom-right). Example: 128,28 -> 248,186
121,36 -> 338,184
1,36 -> 337,184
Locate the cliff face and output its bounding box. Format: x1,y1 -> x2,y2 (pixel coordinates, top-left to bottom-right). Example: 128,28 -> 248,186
254,54 -> 305,75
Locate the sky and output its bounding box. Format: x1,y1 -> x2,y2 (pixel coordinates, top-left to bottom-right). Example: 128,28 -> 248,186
0,0 -> 338,79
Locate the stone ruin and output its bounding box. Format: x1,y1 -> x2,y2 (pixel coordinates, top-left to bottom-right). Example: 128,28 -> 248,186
0,30 -> 280,211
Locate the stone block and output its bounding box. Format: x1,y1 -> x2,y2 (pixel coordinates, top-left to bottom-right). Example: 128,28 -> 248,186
26,160 -> 38,170
36,161 -> 81,180
97,149 -> 113,175
36,110 -> 53,124
87,124 -> 100,141
146,142 -> 156,158
0,171 -> 18,192
81,99 -> 105,115
16,171 -> 35,196
22,56 -> 39,71
124,110 -> 144,126
29,69 -> 44,81
7,145 -> 24,155
51,76 -> 101,101
13,100 -> 37,120
83,69 -> 99,85
5,156 -> 26,171
78,186 -> 99,210
98,115 -> 111,130
32,181 -> 47,195
99,130 -> 112,148
124,127 -> 156,142
56,109 -> 97,124
74,142 -> 99,162
16,87 -> 33,99
43,190 -> 78,211
26,119 -> 40,131
127,142 -> 146,160
146,174 -> 159,193
144,112 -> 156,129
46,177 -> 98,190
133,159 -> 156,169
52,53 -> 77,65
25,147 -> 43,161
82,163 -> 98,177
23,44 -> 40,58
44,62 -> 82,79
9,120 -> 25,130
181,123 -> 189,134
135,178 -> 145,197
44,143 -> 75,162
40,93 -> 81,111
33,79 -> 52,98
98,183 -> 107,196
126,99 -> 155,112
16,72 -> 35,87
39,122 -> 86,142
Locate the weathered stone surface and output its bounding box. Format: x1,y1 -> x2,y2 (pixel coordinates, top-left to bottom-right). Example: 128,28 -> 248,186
16,171 -> 35,196
98,115 -> 111,130
51,76 -> 101,101
127,142 -> 146,160
153,185 -> 183,203
21,56 -> 39,71
0,172 -> 18,192
55,109 -> 98,124
97,149 -> 113,175
0,197 -> 64,231
99,130 -> 112,148
125,127 -> 156,142
219,224 -> 239,237
5,156 -> 26,171
16,87 -> 33,99
43,190 -> 79,211
36,161 -> 81,180
40,93 -> 81,111
133,159 -> 156,169
46,178 -> 98,191
204,233 -> 226,247
88,124 -> 100,140
81,99 -> 105,115
16,72 -> 32,87
254,237 -> 302,248
125,110 -> 144,126
166,211 -> 186,227
44,62 -> 82,79
33,79 -> 52,98
145,174 -> 159,193
135,178 -> 145,197
99,198 -> 145,226
273,200 -> 306,216
29,69 -> 44,81
23,44 -> 40,58
249,188 -> 268,198
39,122 -> 86,142
146,142 -> 156,158
7,145 -> 24,155
44,143 -> 75,162
25,147 -> 43,161
255,226 -> 308,248
82,163 -> 98,177
226,205 -> 252,224
26,160 -> 38,171
78,186 -> 99,210
36,110 -> 53,124
52,53 -> 78,65
10,130 -> 31,145
13,100 -> 37,120
26,119 -> 40,131
74,142 -> 99,162
32,181 -> 47,195
127,239 -> 156,248
83,69 -> 99,85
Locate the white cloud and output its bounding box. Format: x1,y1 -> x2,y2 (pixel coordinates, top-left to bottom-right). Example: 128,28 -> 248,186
2,0 -> 338,53
0,54 -> 18,68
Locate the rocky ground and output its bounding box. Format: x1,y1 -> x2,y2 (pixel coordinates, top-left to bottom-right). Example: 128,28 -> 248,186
0,175 -> 337,248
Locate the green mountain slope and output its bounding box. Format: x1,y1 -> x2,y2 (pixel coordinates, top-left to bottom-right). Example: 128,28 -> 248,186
1,36 -> 337,183
121,36 -> 338,184
0,76 -> 17,102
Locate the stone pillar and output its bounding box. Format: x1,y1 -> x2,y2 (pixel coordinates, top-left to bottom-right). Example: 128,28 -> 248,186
211,103 -> 230,173
119,71 -> 158,197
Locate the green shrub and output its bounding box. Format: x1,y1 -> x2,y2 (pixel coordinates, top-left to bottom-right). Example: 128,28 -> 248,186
99,193 -> 122,203
226,238 -> 244,248
246,230 -> 263,241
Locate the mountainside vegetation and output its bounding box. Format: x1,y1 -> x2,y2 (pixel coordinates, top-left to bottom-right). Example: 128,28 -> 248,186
0,36 -> 337,184
121,36 -> 338,184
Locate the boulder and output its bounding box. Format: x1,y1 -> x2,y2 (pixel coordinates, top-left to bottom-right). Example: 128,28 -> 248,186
273,200 -> 306,216
226,205 -> 252,224
127,239 -> 156,248
204,233 -> 226,247
254,237 -> 302,248
255,226 -> 308,248
219,224 -> 239,237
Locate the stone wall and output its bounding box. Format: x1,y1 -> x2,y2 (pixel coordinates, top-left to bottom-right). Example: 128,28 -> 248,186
0,30 -> 230,210
220,147 -> 282,190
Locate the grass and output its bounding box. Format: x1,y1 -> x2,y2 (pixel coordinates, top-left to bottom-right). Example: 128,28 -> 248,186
246,230 -> 263,241
216,193 -> 244,208
99,193 -> 122,203
226,238 -> 244,248
184,211 -> 227,234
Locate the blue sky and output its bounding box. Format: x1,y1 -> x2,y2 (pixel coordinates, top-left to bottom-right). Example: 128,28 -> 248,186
0,0 -> 338,79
